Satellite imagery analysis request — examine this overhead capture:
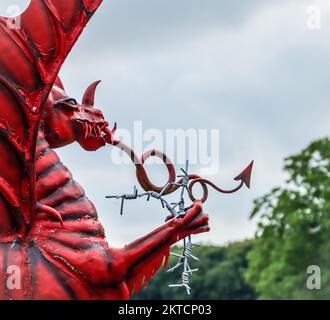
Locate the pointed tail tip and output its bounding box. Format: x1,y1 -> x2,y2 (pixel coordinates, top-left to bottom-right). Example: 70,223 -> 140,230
234,160 -> 254,189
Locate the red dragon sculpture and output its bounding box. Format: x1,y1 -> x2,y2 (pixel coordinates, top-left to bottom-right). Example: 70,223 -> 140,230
0,0 -> 253,300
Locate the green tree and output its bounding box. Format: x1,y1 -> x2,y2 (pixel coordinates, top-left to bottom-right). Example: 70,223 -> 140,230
134,241 -> 256,300
245,138 -> 330,299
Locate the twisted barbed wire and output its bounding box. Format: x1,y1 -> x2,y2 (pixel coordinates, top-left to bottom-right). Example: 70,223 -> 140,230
106,160 -> 201,294
106,183 -> 177,216
166,161 -> 200,295
167,236 -> 199,295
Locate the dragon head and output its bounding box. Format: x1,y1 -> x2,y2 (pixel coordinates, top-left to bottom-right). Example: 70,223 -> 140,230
43,77 -> 116,151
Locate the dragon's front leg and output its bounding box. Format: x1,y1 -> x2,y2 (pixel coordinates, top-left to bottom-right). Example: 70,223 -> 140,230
108,201 -> 209,296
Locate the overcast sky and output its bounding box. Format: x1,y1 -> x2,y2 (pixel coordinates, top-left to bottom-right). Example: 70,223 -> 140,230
3,0 -> 330,247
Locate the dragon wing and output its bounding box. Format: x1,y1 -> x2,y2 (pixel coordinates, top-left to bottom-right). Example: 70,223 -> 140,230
0,0 -> 103,233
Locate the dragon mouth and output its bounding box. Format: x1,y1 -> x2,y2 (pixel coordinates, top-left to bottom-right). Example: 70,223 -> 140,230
74,119 -> 110,151
75,120 -> 109,140
73,119 -> 117,151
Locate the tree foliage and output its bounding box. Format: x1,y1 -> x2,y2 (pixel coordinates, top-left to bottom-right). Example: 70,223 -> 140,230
245,138 -> 330,299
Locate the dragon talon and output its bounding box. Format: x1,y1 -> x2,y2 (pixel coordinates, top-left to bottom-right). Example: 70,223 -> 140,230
36,203 -> 64,227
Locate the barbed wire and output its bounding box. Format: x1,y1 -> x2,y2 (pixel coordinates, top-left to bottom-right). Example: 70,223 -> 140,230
166,161 -> 199,295
106,160 -> 200,295
106,183 -> 177,216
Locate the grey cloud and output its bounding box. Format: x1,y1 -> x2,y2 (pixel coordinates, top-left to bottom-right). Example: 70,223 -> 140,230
78,0 -> 292,52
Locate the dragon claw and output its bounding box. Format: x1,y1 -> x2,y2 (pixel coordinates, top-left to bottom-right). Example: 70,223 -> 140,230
36,203 -> 64,227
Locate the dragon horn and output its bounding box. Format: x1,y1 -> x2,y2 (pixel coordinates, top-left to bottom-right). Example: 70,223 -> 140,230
82,80 -> 101,106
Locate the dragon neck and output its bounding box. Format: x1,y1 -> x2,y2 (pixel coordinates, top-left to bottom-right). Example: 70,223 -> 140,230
34,127 -> 100,223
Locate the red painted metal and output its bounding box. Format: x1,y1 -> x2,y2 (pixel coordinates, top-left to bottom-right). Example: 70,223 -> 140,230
0,1 -> 252,300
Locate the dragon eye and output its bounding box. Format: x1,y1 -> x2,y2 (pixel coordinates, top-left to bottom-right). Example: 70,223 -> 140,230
65,98 -> 77,105
57,98 -> 78,110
